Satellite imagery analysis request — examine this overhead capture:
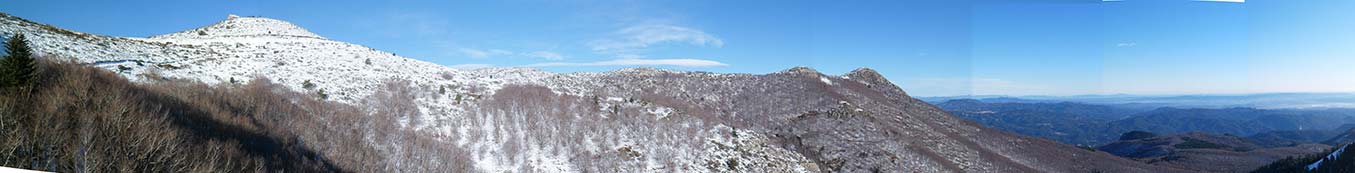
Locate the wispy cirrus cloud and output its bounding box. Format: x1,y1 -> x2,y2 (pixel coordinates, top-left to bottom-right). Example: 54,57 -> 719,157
459,48 -> 566,60
376,12 -> 451,37
526,51 -> 566,60
458,48 -> 512,59
1115,42 -> 1137,47
525,58 -> 727,67
588,24 -> 724,51
545,24 -> 730,68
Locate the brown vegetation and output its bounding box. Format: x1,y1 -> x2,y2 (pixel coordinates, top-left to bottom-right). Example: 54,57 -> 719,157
0,59 -> 472,172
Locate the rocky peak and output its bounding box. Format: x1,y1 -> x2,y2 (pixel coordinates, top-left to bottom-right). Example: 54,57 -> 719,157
841,67 -> 911,97
149,14 -> 325,40
777,66 -> 820,77
843,67 -> 883,82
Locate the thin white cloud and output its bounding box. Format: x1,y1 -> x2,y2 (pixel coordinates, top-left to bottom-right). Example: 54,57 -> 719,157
459,48 -> 566,60
449,64 -> 495,70
459,48 -> 488,58
1115,42 -> 1137,47
459,48 -> 512,58
615,54 -> 646,59
526,58 -> 728,67
1194,0 -> 1243,3
381,12 -> 451,37
526,51 -> 565,60
589,24 -> 724,51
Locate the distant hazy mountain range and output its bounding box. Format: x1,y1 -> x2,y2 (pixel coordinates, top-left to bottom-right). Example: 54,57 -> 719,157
921,92 -> 1355,109
935,99 -> 1355,146
932,98 -> 1355,172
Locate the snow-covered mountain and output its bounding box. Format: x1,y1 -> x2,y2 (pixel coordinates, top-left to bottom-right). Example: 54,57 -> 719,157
0,13 -> 1180,172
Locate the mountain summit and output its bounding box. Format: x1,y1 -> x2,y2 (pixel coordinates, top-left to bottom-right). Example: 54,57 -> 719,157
151,14 -> 325,40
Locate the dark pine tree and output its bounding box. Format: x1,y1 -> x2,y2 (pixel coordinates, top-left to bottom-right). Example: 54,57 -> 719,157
0,34 -> 36,88
1252,144 -> 1355,173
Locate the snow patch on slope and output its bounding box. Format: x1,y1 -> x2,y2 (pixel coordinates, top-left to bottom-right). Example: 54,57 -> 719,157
700,125 -> 820,172
1308,144 -> 1350,171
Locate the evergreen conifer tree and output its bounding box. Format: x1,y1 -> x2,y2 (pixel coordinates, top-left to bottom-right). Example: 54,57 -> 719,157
0,34 -> 36,88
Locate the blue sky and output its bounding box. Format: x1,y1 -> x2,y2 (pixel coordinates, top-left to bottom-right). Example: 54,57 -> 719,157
2,0 -> 1352,97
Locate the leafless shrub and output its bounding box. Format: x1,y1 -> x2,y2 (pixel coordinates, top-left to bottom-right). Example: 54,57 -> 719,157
0,60 -> 477,172
366,79 -> 422,127
0,59 -> 330,172
444,84 -> 725,172
440,71 -> 455,80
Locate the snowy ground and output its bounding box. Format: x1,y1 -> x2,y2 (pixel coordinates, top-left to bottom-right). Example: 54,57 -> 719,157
0,14 -> 822,172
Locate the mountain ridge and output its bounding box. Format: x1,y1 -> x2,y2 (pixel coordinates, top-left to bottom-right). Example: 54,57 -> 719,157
1097,132 -> 1329,172
0,12 -> 1178,172
151,14 -> 326,40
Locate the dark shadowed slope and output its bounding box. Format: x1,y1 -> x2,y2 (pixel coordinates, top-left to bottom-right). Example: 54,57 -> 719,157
0,60 -> 339,172
1098,132 -> 1328,172
1253,143 -> 1354,173
1,59 -> 475,172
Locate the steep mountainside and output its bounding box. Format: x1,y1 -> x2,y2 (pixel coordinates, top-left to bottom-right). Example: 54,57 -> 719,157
1253,128 -> 1355,172
1320,128 -> 1355,146
1098,132 -> 1329,172
1253,143 -> 1354,173
0,13 -> 1177,172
